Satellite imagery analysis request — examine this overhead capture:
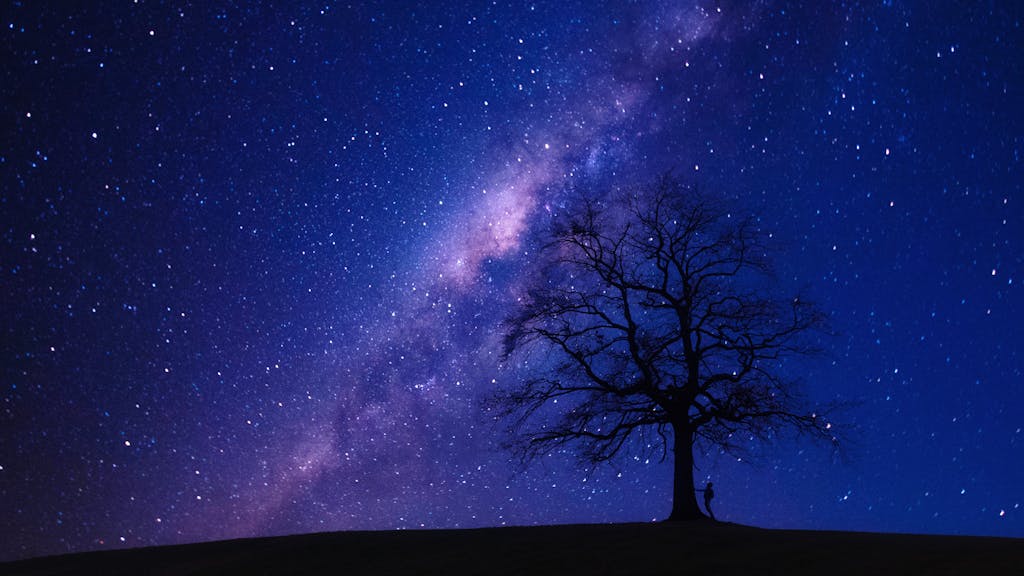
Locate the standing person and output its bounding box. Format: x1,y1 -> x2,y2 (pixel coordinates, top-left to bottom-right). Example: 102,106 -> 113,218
702,481 -> 716,520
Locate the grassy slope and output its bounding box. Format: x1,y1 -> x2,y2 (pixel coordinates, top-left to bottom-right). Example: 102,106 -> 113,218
3,521 -> 1022,575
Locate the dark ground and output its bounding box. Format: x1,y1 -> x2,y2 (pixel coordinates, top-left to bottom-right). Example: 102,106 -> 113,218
2,521 -> 1022,575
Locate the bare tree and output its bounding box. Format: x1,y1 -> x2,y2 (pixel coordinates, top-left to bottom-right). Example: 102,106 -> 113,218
497,174 -> 837,521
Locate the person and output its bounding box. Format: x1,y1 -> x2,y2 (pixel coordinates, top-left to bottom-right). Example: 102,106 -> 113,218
702,481 -> 716,520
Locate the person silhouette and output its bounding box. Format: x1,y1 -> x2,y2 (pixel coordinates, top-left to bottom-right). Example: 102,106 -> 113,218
702,481 -> 716,520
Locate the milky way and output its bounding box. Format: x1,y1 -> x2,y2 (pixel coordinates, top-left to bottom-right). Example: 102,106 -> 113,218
2,1 -> 1022,561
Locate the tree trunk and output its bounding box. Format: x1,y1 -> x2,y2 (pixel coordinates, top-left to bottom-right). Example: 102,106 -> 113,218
667,424 -> 705,521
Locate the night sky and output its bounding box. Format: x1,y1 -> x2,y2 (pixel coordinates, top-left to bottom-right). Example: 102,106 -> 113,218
2,0 -> 1022,562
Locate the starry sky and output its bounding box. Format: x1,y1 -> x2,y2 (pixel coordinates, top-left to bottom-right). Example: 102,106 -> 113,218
2,0 -> 1022,562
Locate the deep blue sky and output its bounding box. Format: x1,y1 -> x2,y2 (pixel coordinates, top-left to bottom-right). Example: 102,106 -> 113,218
2,0 -> 1021,561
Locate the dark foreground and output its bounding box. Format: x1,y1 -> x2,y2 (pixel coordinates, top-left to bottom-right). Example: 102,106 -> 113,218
3,521 -> 1022,575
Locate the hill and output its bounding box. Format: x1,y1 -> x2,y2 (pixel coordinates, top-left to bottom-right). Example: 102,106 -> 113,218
3,521 -> 1021,575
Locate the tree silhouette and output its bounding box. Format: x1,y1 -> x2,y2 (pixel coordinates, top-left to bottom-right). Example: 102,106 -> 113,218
497,174 -> 837,521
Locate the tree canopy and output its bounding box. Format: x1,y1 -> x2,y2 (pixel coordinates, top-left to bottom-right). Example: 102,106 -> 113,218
496,174 -> 838,520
